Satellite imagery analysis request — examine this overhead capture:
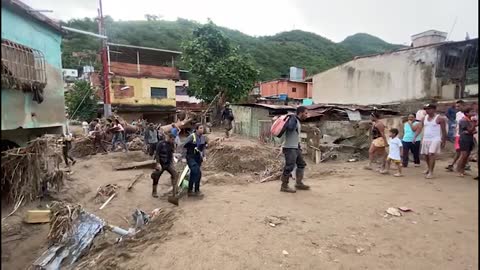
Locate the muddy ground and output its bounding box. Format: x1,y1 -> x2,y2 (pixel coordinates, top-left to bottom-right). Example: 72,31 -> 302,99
1,133 -> 478,270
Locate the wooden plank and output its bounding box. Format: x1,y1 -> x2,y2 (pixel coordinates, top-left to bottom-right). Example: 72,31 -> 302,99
24,210 -> 51,224
127,173 -> 145,190
99,193 -> 116,210
114,160 -> 156,171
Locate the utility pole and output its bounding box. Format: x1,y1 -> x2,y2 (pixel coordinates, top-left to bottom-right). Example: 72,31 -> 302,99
98,0 -> 111,117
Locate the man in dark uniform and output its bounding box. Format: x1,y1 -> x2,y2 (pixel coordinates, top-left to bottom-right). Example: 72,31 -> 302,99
222,102 -> 234,138
183,124 -> 207,197
151,134 -> 179,205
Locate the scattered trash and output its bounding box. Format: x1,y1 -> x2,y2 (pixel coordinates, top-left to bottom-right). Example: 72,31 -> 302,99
398,207 -> 412,212
386,207 -> 402,217
265,215 -> 286,226
411,221 -> 418,224
356,248 -> 364,254
133,209 -> 150,229
348,158 -> 358,162
96,184 -> 119,201
282,250 -> 289,256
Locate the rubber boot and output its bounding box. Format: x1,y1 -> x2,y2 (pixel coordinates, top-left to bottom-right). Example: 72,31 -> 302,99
280,175 -> 296,193
295,170 -> 310,190
152,185 -> 158,198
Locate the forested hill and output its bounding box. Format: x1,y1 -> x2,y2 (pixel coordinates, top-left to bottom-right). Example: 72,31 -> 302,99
62,18 -> 403,80
340,33 -> 405,56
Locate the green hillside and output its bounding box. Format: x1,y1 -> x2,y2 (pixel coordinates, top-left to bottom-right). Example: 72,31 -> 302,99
340,33 -> 405,56
62,18 -> 401,80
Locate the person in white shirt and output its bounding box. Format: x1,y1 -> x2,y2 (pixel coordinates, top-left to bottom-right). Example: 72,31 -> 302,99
417,104 -> 447,179
446,100 -> 470,171
381,128 -> 403,177
110,119 -> 129,152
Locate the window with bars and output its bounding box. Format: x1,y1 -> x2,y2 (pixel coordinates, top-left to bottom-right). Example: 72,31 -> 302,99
1,39 -> 47,93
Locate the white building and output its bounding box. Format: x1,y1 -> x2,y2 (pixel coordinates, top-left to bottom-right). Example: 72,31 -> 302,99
311,36 -> 478,105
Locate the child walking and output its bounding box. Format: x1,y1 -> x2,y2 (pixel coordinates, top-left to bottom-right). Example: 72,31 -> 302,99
381,128 -> 403,177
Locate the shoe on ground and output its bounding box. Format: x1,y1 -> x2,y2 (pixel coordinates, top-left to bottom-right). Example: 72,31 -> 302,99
295,183 -> 310,190
280,186 -> 296,193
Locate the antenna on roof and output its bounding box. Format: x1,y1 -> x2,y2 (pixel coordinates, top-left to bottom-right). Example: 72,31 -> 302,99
446,16 -> 458,41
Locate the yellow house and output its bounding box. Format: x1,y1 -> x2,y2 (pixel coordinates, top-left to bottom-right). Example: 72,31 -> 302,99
106,43 -> 182,124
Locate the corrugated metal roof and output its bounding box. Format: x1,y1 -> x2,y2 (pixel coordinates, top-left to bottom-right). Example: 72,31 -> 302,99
2,0 -> 64,34
234,103 -> 295,110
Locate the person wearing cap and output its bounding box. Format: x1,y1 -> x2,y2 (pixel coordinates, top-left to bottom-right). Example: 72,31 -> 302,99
222,102 -> 235,138
417,104 -> 447,179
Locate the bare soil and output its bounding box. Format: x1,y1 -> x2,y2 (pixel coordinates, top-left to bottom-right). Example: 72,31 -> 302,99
1,133 -> 478,270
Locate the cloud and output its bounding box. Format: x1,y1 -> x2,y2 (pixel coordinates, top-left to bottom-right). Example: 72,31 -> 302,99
22,0 -> 478,43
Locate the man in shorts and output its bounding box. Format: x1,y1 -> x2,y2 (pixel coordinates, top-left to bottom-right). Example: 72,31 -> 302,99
418,104 -> 447,179
365,112 -> 387,171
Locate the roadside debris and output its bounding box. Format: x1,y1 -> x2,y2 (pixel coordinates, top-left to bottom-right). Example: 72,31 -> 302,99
95,184 -> 119,207
99,194 -> 116,210
114,160 -> 156,171
1,136 -> 65,206
47,201 -> 82,244
385,207 -> 402,217
33,210 -> 105,270
127,173 -> 145,190
282,250 -> 289,256
265,215 -> 287,226
398,206 -> 413,212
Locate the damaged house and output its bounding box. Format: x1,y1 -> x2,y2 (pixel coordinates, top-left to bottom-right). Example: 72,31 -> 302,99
101,43 -> 181,123
311,30 -> 478,105
230,103 -> 399,163
1,0 -> 66,148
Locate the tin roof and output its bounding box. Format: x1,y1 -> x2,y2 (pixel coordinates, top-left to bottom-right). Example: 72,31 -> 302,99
2,0 -> 64,34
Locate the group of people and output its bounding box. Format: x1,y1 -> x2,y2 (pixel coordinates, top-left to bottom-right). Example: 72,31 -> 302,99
150,123 -> 208,205
366,100 -> 477,179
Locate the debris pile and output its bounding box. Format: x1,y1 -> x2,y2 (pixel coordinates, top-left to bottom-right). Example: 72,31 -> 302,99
47,201 -> 82,244
1,136 -> 65,205
74,208 -> 176,270
70,136 -> 97,158
95,184 -> 119,203
206,137 -> 281,177
127,136 -> 145,151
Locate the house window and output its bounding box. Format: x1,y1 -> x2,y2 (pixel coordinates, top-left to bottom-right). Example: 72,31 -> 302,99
1,39 -> 47,91
151,87 -> 168,98
292,87 -> 297,93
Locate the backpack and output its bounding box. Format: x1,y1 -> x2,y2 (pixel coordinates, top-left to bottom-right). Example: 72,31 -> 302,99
270,114 -> 294,138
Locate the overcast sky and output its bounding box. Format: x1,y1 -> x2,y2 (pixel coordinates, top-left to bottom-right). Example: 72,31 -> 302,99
23,0 -> 478,44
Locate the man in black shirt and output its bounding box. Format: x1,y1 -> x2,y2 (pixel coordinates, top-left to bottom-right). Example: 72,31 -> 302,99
151,134 -> 179,205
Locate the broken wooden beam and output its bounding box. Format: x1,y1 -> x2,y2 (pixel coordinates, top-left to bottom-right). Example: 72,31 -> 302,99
127,173 -> 145,190
114,160 -> 156,171
99,193 -> 116,210
24,210 -> 51,224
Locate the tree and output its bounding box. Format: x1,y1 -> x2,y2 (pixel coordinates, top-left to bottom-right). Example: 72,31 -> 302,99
181,21 -> 259,106
65,80 -> 98,122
